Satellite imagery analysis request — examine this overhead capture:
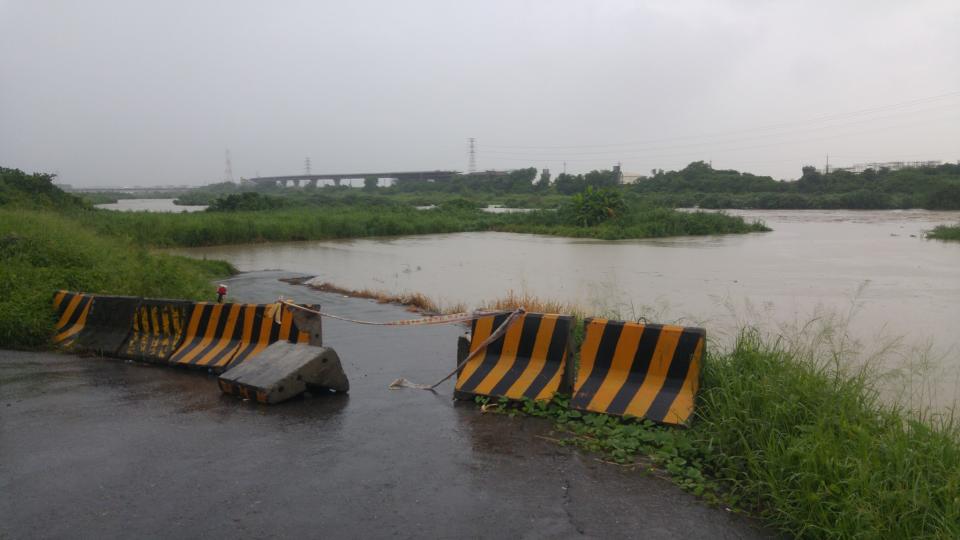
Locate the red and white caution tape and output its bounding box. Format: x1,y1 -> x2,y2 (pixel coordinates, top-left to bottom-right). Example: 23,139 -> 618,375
277,297 -> 526,392
278,298 -> 510,327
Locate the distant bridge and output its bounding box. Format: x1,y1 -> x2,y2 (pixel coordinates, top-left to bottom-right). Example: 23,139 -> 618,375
248,170 -> 460,188
69,186 -> 190,194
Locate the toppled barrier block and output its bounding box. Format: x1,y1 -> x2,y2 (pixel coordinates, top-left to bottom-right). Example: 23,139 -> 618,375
218,342 -> 349,404
571,319 -> 705,426
455,312 -> 573,402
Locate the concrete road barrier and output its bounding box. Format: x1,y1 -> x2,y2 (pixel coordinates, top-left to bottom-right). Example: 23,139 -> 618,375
570,319 -> 705,426
52,290 -> 94,350
169,302 -> 316,372
218,342 -> 348,404
226,304 -> 317,367
72,295 -> 141,356
52,292 -> 323,374
118,300 -> 192,364
455,312 -> 573,402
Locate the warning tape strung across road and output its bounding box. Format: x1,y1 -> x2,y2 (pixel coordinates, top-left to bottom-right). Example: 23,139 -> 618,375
278,298 -> 510,327
279,299 -> 527,391
390,308 -> 526,391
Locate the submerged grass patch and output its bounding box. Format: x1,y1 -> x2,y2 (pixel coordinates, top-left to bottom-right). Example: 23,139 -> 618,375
304,281 -> 466,315
0,209 -> 235,349
495,206 -> 770,240
74,202 -> 769,248
927,223 -> 960,241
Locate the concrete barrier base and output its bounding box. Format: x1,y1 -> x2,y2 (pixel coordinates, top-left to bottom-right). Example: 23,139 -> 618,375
218,342 -> 349,404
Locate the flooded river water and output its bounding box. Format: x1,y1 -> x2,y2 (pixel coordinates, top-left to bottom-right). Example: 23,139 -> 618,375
95,198 -> 207,212
173,209 -> 960,406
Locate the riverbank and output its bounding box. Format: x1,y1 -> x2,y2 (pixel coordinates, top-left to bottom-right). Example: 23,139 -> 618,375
0,209 -> 235,349
928,223 -> 960,241
293,280 -> 960,539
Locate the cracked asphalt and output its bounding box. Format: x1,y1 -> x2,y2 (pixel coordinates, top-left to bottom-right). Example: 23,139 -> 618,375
1,271 -> 772,539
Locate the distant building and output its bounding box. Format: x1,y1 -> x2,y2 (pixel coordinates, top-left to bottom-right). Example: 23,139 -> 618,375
619,172 -> 646,184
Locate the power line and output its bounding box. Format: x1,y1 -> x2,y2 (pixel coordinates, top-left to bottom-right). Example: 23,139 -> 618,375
481,109 -> 960,162
483,90 -> 960,151
482,102 -> 960,159
483,111 -> 960,166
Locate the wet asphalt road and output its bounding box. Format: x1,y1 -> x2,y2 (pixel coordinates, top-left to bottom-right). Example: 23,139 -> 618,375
1,271 -> 771,539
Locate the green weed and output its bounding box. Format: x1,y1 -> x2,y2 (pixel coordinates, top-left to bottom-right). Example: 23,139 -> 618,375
0,209 -> 235,349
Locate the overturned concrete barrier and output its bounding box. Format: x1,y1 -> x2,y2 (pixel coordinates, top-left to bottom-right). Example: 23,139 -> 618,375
455,312 -> 573,402
218,342 -> 348,404
571,319 -> 705,426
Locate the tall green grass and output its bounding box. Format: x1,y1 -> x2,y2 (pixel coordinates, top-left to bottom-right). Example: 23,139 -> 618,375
74,206 -> 493,247
927,224 -> 960,241
692,332 -> 959,538
0,209 -> 235,349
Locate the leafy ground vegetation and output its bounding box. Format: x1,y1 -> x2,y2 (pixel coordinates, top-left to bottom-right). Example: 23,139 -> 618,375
0,168 -> 235,349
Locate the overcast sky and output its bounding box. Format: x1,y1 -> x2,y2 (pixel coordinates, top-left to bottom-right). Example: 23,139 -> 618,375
1,0 -> 958,187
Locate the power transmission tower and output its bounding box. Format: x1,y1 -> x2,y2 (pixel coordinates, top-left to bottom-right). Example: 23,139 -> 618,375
468,137 -> 477,173
224,149 -> 234,183
304,157 -> 312,175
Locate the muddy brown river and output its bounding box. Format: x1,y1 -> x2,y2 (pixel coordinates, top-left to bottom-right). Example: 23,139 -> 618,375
172,209 -> 960,408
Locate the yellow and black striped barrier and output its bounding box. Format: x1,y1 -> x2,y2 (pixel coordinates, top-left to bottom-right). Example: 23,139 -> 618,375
455,312 -> 573,402
571,319 -> 705,426
169,302 -> 310,371
52,290 -> 94,349
120,300 -> 191,363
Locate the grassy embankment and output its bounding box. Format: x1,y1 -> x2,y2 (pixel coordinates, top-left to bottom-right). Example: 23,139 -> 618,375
0,169 -> 235,349
928,224 -> 960,241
